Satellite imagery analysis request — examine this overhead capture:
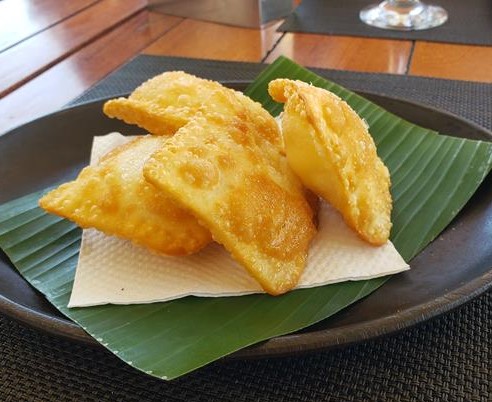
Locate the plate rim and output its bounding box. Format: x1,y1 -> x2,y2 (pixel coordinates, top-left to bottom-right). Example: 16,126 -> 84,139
1,87 -> 491,356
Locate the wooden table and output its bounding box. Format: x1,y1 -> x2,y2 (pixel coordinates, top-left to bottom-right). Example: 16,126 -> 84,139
1,0 -> 492,136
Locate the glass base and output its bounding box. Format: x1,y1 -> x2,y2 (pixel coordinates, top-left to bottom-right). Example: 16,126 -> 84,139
360,1 -> 448,31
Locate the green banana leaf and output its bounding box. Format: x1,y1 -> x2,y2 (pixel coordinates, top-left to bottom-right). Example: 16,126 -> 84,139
1,57 -> 491,380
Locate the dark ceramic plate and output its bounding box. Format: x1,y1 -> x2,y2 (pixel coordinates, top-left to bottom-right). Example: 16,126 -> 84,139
1,84 -> 491,357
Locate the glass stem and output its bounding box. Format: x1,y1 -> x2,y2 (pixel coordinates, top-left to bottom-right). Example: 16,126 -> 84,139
388,0 -> 422,5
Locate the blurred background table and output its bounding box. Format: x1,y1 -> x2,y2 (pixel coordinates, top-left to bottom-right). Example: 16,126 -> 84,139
1,0 -> 491,134
1,1 -> 491,401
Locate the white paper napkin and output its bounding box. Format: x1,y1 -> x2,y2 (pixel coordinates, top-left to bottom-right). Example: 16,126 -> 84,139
68,133 -> 409,307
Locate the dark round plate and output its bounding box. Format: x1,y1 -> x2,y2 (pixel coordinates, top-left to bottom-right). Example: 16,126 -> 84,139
1,84 -> 491,357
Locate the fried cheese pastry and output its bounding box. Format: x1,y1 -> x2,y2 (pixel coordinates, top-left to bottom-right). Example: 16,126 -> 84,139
103,71 -> 282,149
39,135 -> 212,255
268,79 -> 392,245
144,114 -> 317,295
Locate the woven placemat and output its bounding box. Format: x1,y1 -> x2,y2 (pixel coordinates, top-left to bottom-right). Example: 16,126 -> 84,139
1,291 -> 489,402
1,56 -> 491,401
72,55 -> 492,131
279,0 -> 492,46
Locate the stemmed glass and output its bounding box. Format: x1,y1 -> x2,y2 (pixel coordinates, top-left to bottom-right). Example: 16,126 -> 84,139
360,0 -> 448,31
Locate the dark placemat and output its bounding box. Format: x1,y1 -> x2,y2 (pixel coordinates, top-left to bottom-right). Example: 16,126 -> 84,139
2,55 -> 491,401
1,291 -> 489,402
279,0 -> 492,46
72,55 -> 492,131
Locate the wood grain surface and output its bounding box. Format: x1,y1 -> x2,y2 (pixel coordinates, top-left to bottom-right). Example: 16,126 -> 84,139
0,0 -> 99,52
410,42 -> 492,83
265,33 -> 412,74
144,19 -> 283,62
0,0 -> 148,98
0,11 -> 182,133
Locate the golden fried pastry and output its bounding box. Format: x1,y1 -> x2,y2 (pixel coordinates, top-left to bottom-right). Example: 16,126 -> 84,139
144,112 -> 317,295
103,71 -> 223,135
103,71 -> 282,149
39,135 -> 212,255
268,79 -> 392,245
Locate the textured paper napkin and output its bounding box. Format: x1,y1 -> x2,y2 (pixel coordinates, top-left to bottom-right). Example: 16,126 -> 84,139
68,133 -> 409,307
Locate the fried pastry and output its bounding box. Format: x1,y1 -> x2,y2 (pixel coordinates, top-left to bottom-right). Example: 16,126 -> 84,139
103,71 -> 282,149
144,112 -> 317,295
39,135 -> 212,255
268,79 -> 392,245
